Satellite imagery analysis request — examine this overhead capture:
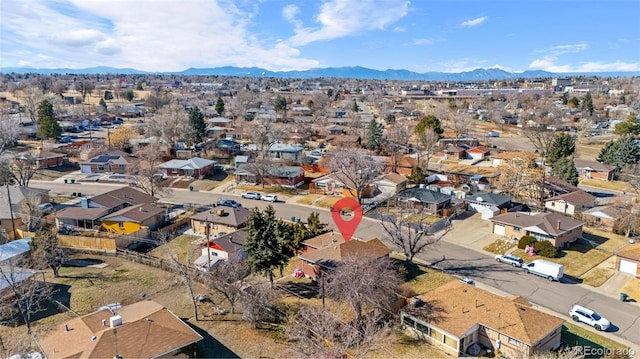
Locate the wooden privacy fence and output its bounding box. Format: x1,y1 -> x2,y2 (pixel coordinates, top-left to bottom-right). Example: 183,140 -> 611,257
116,248 -> 202,281
59,235 -> 117,253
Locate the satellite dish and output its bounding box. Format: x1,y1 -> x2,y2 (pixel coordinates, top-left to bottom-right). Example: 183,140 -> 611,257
476,197 -> 484,202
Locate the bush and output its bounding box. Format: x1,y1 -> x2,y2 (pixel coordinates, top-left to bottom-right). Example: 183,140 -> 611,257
533,240 -> 558,258
518,235 -> 537,249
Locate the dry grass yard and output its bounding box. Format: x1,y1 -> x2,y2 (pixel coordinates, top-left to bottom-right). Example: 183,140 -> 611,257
482,239 -> 517,255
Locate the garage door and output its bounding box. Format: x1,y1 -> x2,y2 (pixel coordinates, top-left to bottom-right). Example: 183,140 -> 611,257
81,165 -> 91,174
619,259 -> 638,275
493,224 -> 506,236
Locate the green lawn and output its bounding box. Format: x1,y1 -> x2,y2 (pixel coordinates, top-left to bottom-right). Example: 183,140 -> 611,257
562,323 -> 628,351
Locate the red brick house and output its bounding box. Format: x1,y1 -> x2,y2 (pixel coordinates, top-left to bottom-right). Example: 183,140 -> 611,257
297,233 -> 390,280
574,160 -> 617,181
80,151 -> 133,174
465,146 -> 491,160
35,150 -> 67,168
157,157 -> 216,178
443,144 -> 466,160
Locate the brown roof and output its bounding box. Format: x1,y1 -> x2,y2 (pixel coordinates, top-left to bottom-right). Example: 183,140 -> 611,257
574,160 -> 617,172
545,176 -> 580,194
35,150 -> 66,160
39,300 -> 203,359
444,143 -> 466,152
101,203 -> 165,223
617,243 -> 640,261
89,187 -> 158,210
380,172 -> 408,185
546,190 -> 596,206
303,231 -> 349,249
299,238 -> 390,265
55,206 -> 110,221
491,212 -> 585,236
325,134 -> 361,144
190,207 -> 251,228
80,150 -> 133,166
409,281 -> 564,345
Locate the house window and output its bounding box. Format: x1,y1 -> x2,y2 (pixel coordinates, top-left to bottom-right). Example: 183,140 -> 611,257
513,227 -> 521,232
171,168 -> 177,174
98,165 -> 104,171
416,321 -> 430,336
551,202 -> 555,207
402,314 -> 416,328
508,337 -> 521,347
118,223 -> 124,229
595,217 -> 601,223
444,334 -> 458,349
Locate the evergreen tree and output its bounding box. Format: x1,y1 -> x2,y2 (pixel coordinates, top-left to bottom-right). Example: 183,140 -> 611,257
553,157 -> 579,186
351,99 -> 359,112
366,118 -> 384,152
306,212 -> 327,237
598,135 -> 640,168
275,95 -> 287,121
407,166 -> 426,184
215,97 -> 225,115
99,98 -> 108,112
37,99 -> 62,140
614,113 -> 640,136
415,115 -> 444,138
104,90 -> 114,100
582,92 -> 594,116
244,206 -> 290,287
189,106 -> 206,144
561,92 -> 569,105
547,133 -> 576,168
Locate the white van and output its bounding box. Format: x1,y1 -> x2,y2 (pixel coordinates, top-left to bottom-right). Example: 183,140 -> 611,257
523,259 -> 563,281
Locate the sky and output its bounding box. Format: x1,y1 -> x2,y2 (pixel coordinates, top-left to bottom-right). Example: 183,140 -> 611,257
1,0 -> 639,73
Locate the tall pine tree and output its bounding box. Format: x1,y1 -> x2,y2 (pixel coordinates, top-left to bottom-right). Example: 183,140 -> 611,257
366,118 -> 384,152
547,133 -> 576,171
37,99 -> 62,140
553,157 -> 579,186
244,206 -> 290,287
598,135 -> 640,168
189,106 -> 206,144
215,97 -> 225,115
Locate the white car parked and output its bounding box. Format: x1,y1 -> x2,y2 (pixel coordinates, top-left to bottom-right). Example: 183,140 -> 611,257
261,194 -> 278,202
569,305 -> 610,331
241,191 -> 261,200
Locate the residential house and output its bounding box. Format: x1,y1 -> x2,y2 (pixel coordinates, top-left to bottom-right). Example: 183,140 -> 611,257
581,205 -> 624,232
235,164 -> 305,188
327,126 -> 345,135
325,134 -> 361,148
55,207 -> 110,230
291,106 -> 313,116
465,146 -> 491,160
158,157 -> 216,178
574,160 -> 617,181
401,281 -> 563,358
298,236 -> 390,280
0,186 -> 50,240
544,190 -> 596,217
385,155 -> 417,176
465,191 -> 512,219
35,150 -> 67,168
194,229 -> 247,270
101,203 -> 166,234
397,187 -> 452,215
544,176 -> 580,197
82,187 -> 158,214
616,243 -> 640,278
311,172 -> 374,198
79,151 -> 133,174
206,117 -> 233,127
213,138 -> 241,157
38,300 -> 203,359
235,155 -> 249,169
190,207 -> 251,237
282,132 -> 309,145
269,143 -> 304,162
374,173 -> 408,195
490,212 -> 585,248
442,144 -> 466,160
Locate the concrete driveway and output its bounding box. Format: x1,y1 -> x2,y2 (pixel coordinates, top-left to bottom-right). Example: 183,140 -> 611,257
441,212 -> 502,252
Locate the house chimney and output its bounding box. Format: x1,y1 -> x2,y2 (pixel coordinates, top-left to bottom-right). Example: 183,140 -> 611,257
80,197 -> 89,209
556,220 -> 561,230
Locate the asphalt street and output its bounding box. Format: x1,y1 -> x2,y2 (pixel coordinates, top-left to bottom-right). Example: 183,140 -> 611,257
30,180 -> 640,348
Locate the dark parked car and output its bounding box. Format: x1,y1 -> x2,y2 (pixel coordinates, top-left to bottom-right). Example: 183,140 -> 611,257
217,199 -> 241,208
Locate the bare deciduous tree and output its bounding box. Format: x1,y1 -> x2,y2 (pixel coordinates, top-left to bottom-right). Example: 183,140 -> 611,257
415,127 -> 438,174
385,121 -> 410,173
0,105 -> 20,154
18,86 -> 44,124
285,304 -> 391,358
380,204 -> 447,266
0,153 -> 39,187
206,252 -> 250,314
31,225 -> 68,278
325,255 -> 401,324
130,143 -> 170,197
145,102 -> 190,151
18,194 -> 43,232
0,257 -> 50,335
495,152 -> 545,205
240,282 -> 282,328
321,149 -> 384,205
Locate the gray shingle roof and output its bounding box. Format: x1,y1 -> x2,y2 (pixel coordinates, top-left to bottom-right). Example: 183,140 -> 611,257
466,191 -> 511,206
399,188 -> 451,204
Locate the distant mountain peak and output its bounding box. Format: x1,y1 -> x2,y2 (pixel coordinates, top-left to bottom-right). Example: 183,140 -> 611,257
1,65 -> 637,80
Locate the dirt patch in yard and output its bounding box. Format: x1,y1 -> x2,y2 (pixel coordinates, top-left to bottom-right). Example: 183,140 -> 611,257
483,239 -> 516,255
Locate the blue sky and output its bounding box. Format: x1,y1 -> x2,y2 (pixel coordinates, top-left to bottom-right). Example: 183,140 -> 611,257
1,0 -> 639,73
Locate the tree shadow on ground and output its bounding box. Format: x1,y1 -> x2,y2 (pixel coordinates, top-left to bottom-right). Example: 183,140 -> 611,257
186,320 -> 240,358
275,281 -> 319,300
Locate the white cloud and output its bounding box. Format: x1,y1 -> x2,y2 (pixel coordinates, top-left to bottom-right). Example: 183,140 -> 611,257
409,38 -> 434,46
529,58 -> 640,72
282,4 -> 302,29
0,0 -> 322,71
460,16 -> 487,28
287,0 -> 410,46
537,42 -> 588,56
